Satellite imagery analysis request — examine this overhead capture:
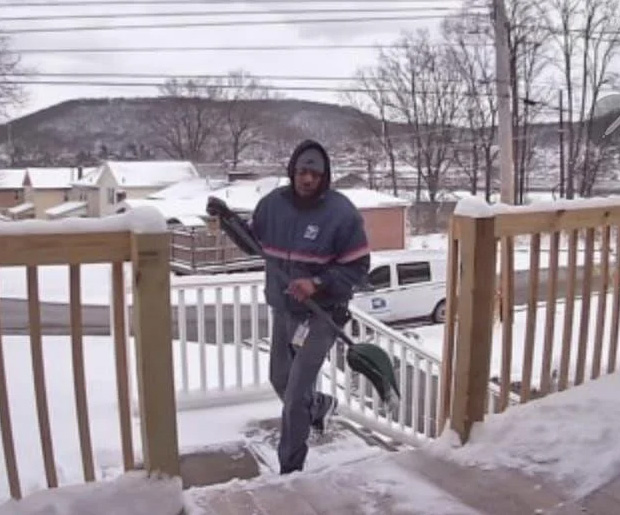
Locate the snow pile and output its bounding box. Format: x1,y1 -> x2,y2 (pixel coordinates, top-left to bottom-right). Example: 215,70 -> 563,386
0,206 -> 166,235
428,371 -> 620,498
0,472 -> 183,515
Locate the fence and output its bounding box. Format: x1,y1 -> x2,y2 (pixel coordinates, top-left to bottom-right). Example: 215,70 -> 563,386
440,198 -> 620,443
166,273 -> 508,446
0,211 -> 178,500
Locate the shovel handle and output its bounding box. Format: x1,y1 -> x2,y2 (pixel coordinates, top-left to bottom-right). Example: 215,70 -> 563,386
222,213 -> 356,347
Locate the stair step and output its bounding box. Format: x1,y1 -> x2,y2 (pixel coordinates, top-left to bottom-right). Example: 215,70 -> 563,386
391,450 -> 570,515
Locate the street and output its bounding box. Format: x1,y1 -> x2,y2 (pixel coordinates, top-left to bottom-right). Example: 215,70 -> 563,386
0,266 -> 605,337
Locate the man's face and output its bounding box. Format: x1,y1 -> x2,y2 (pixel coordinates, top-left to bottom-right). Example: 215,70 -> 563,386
293,168 -> 323,198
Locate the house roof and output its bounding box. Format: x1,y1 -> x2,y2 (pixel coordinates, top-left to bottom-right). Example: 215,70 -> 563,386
0,169 -> 26,189
73,161 -> 199,189
45,201 -> 88,218
26,168 -> 80,189
7,202 -> 34,215
124,176 -> 409,221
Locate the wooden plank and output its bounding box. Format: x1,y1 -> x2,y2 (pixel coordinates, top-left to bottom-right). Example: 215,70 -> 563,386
438,220 -> 459,433
112,262 -> 134,471
69,265 -> 95,482
495,205 -> 620,237
592,226 -> 611,379
520,233 -> 540,403
575,228 -> 595,386
559,230 -> 578,391
131,233 -> 179,476
540,231 -> 560,395
499,236 -> 514,411
27,266 -> 58,488
0,294 -> 22,499
0,232 -> 131,266
450,216 -> 496,443
608,227 -> 620,374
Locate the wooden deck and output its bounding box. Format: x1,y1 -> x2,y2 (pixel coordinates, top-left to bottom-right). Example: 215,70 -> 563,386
185,447 -> 620,514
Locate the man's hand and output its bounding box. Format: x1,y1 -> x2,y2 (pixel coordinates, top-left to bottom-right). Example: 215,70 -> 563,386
286,278 -> 317,302
206,196 -> 233,219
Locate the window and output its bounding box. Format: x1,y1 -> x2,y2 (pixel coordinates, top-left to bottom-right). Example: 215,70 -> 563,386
397,262 -> 431,286
368,265 -> 391,289
107,188 -> 115,204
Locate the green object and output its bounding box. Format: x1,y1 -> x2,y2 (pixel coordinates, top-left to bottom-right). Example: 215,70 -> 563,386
346,343 -> 400,407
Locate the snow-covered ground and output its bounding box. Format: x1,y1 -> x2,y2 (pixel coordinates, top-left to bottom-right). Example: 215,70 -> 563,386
429,371 -> 620,499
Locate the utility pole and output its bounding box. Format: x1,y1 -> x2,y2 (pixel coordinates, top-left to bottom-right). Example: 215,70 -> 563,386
493,0 -> 515,204
559,89 -> 565,198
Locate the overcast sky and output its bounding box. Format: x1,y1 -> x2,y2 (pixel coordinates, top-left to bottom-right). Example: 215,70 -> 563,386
1,0 -> 468,119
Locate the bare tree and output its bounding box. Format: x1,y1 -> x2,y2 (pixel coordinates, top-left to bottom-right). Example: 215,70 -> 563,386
221,70 -> 272,169
381,31 -> 462,203
443,8 -> 499,201
542,0 -> 620,197
346,69 -> 400,196
149,78 -> 223,161
0,35 -> 26,119
506,0 -> 551,203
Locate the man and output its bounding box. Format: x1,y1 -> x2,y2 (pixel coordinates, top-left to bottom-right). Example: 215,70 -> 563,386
210,139 -> 370,475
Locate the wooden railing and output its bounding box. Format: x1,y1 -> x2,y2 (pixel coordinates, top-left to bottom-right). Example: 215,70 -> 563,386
440,198 -> 620,444
0,210 -> 179,500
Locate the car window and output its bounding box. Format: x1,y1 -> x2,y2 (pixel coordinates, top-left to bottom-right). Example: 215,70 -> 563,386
368,265 -> 391,289
397,261 -> 431,285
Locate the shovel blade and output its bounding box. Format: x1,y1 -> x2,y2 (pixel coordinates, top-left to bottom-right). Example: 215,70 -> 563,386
346,343 -> 400,406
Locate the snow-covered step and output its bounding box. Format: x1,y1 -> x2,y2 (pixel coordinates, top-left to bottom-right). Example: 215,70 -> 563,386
184,448 -> 583,515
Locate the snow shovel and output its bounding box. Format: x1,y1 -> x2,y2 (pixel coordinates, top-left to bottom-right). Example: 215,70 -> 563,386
206,197 -> 401,410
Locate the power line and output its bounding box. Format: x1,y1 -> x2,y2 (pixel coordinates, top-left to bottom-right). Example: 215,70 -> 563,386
0,0 -> 468,7
0,14 -> 476,34
0,7 -> 467,22
11,71 -> 487,83
8,42 -> 494,54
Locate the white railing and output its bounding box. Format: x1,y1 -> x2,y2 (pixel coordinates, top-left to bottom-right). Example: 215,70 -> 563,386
141,272 -> 512,445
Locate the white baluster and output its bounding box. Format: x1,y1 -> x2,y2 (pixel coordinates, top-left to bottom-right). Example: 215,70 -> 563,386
215,287 -> 224,391
233,286 -> 242,389
178,289 -> 188,393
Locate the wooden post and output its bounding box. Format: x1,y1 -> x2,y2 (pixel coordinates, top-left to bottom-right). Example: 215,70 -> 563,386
450,215 -> 497,444
131,232 -> 180,477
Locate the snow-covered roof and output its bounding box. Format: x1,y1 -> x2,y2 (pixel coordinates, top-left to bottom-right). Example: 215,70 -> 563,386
73,161 -> 200,189
123,176 -> 409,221
148,176 -> 227,200
7,202 -> 34,215
174,215 -> 207,227
108,161 -> 198,188
340,188 -> 409,209
26,168 -> 80,189
120,198 -> 208,222
72,167 -> 103,187
45,201 -> 88,218
0,169 -> 26,189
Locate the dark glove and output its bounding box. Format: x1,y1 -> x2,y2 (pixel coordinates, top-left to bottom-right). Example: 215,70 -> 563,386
206,196 -> 233,219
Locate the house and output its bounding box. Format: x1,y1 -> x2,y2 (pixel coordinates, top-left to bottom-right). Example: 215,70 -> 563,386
7,167 -> 82,220
0,168 -> 27,213
71,160 -> 199,217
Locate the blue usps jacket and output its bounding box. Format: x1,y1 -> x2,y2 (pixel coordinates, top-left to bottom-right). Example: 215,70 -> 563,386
251,140 -> 370,314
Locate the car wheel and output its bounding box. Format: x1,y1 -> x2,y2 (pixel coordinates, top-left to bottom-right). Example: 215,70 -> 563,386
432,299 -> 446,324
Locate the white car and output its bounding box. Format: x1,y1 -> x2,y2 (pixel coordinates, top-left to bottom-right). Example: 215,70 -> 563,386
351,249 -> 447,324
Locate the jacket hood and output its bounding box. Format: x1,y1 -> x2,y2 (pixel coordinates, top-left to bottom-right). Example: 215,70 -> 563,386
286,139 -> 331,197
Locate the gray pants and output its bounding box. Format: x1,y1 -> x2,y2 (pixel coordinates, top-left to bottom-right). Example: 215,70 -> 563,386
269,309 -> 337,474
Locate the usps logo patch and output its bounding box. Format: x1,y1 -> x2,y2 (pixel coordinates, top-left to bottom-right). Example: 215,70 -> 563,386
303,224 -> 320,240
